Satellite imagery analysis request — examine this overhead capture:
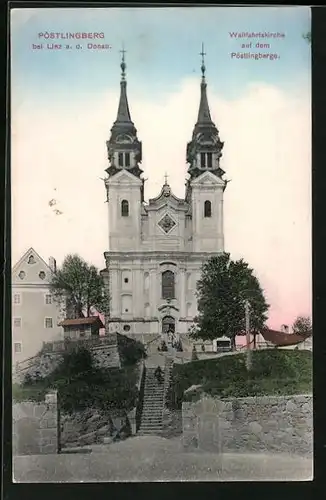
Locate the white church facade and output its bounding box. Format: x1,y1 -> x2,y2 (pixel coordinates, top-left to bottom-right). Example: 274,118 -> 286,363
101,48 -> 228,341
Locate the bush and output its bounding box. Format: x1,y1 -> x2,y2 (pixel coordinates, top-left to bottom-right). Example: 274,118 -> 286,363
167,349 -> 312,409
118,335 -> 147,366
15,347 -> 139,414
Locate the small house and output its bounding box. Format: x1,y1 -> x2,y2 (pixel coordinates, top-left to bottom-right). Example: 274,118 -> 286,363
59,317 -> 105,341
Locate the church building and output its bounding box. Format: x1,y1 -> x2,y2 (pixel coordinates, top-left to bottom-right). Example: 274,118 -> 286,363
101,47 -> 228,342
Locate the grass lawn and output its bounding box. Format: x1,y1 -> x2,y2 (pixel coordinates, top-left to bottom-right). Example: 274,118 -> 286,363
167,349 -> 312,408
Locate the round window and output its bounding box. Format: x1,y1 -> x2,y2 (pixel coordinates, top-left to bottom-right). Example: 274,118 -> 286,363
123,325 -> 131,332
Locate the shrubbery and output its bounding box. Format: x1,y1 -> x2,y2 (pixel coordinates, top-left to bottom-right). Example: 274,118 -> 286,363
117,334 -> 147,366
14,347 -> 139,414
166,349 -> 312,409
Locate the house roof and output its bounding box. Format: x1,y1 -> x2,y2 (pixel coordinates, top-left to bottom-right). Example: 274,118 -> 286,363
59,317 -> 105,328
261,328 -> 312,347
12,247 -> 53,275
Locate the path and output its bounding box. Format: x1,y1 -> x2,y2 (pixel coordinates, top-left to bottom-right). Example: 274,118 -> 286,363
13,435 -> 312,482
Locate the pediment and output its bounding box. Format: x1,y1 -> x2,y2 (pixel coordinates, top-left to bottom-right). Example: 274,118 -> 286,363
190,170 -> 225,187
107,169 -> 143,186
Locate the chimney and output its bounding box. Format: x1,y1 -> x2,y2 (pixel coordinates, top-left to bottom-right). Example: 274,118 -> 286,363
281,324 -> 289,333
49,256 -> 57,273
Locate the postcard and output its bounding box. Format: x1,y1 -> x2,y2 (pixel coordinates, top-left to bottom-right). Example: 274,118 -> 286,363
10,5 -> 312,482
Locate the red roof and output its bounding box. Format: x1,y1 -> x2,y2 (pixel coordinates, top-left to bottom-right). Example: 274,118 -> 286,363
59,317 -> 105,328
261,329 -> 312,347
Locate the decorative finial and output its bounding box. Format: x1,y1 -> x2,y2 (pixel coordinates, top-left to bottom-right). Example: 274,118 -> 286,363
164,172 -> 169,185
120,43 -> 127,80
200,42 -> 206,80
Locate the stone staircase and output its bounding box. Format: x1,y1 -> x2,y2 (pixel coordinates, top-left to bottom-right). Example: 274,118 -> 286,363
138,358 -> 174,436
138,368 -> 165,435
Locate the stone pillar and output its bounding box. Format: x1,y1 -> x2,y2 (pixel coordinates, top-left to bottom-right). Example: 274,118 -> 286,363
149,268 -> 157,317
110,268 -> 120,317
179,268 -> 186,318
218,195 -> 224,251
133,268 -> 142,318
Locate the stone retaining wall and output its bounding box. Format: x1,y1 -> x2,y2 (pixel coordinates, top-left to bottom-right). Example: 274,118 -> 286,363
182,394 -> 313,455
13,391 -> 59,456
15,345 -> 121,384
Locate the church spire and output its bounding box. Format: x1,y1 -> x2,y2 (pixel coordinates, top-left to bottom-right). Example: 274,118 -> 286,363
197,43 -> 212,124
186,44 -> 225,181
106,46 -> 143,178
114,45 -> 133,125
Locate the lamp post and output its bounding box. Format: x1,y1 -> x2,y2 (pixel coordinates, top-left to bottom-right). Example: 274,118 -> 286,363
245,299 -> 252,371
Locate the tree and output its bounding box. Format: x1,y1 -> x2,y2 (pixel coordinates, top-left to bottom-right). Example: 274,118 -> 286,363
191,253 -> 269,350
49,254 -> 109,318
292,315 -> 312,337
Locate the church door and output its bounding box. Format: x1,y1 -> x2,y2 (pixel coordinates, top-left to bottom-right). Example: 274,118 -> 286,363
162,316 -> 175,334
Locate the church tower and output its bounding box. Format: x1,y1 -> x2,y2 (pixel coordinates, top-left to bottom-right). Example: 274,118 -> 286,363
186,44 -> 227,253
105,47 -> 144,252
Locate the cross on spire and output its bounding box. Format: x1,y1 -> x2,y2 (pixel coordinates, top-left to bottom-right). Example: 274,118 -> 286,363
200,42 -> 206,79
120,43 -> 127,80
164,172 -> 169,184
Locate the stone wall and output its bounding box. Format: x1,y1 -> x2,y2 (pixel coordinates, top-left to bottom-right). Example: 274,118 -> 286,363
15,344 -> 121,384
13,391 -> 59,456
60,409 -> 113,448
182,394 -> 313,456
162,408 -> 183,437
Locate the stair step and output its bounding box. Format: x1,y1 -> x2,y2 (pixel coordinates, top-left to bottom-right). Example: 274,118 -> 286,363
139,426 -> 163,429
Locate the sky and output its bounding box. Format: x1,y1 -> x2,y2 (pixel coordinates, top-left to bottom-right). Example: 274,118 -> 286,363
11,6 -> 311,329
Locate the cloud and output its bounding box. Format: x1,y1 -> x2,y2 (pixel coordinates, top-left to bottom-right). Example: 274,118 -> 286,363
11,77 -> 311,329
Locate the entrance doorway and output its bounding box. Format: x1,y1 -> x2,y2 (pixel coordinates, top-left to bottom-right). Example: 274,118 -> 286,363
162,316 -> 175,334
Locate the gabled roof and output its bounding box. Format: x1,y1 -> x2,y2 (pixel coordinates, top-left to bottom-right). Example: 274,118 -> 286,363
12,247 -> 53,275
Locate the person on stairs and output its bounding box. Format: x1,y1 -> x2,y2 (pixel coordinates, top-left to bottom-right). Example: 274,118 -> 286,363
154,365 -> 163,384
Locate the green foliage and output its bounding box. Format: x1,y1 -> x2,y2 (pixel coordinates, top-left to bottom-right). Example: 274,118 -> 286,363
192,253 -> 269,344
118,335 -> 147,366
16,347 -> 138,414
166,350 -> 312,410
292,315 -> 312,336
49,254 -> 110,317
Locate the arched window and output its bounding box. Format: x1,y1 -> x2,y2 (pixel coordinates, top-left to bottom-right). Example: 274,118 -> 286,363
162,270 -> 175,299
204,200 -> 212,218
121,199 -> 129,217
